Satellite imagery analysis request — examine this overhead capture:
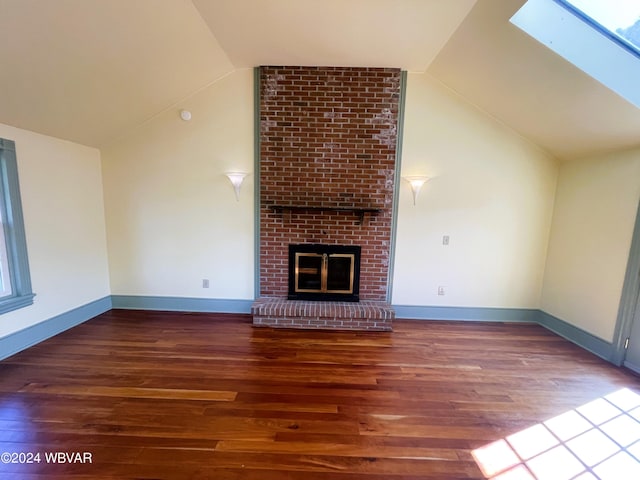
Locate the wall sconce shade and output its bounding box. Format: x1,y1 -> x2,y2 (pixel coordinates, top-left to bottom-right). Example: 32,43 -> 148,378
403,176 -> 429,205
225,172 -> 248,201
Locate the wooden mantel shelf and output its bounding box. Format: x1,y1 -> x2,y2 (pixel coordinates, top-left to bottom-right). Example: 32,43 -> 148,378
269,205 -> 382,225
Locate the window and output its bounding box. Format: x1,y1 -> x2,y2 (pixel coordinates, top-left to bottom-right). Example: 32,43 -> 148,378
511,0 -> 640,108
0,138 -> 34,314
558,0 -> 640,57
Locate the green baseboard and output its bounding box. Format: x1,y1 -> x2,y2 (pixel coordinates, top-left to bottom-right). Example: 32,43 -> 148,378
0,296 -> 112,360
111,295 -> 253,313
393,304 -> 614,362
1,296 -> 616,366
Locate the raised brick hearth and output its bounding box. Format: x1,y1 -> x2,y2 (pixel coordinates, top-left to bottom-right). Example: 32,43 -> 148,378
252,298 -> 394,331
253,66 -> 401,331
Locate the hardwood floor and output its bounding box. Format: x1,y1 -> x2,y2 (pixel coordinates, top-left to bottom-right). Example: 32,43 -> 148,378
1,310 -> 639,479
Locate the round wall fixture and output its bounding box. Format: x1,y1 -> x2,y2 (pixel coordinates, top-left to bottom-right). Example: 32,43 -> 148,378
180,109 -> 192,121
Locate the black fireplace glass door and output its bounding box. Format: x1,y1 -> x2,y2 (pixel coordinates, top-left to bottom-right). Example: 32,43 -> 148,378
326,254 -> 354,293
288,244 -> 360,301
295,253 -> 323,292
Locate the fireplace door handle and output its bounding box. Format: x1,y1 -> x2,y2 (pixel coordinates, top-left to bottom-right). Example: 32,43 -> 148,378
321,253 -> 328,292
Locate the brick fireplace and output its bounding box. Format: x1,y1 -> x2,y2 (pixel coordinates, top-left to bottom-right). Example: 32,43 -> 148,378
251,66 -> 401,330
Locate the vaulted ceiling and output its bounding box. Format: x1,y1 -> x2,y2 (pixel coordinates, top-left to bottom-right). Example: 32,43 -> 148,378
0,0 -> 638,160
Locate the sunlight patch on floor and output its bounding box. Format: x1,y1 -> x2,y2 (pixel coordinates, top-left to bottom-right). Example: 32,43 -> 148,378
472,388 -> 640,480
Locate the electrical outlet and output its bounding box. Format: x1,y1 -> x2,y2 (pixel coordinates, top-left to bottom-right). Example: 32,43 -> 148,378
438,286 -> 445,296
442,235 -> 450,246
202,279 -> 210,288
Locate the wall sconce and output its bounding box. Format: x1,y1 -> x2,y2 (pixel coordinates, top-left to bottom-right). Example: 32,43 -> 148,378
403,176 -> 429,205
225,172 -> 248,201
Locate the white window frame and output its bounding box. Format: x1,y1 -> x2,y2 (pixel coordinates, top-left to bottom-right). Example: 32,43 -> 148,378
511,0 -> 640,109
0,138 -> 35,314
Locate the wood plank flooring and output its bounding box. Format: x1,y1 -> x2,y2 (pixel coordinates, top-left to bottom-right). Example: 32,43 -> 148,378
0,310 -> 639,479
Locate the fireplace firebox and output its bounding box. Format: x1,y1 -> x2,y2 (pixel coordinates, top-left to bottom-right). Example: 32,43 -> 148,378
288,244 -> 361,302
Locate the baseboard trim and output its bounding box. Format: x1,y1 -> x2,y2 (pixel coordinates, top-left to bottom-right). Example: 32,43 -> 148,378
624,360 -> 640,375
536,310 -> 613,362
0,296 -> 616,366
111,295 -> 253,314
0,296 -> 112,361
393,304 -> 614,363
393,304 -> 540,323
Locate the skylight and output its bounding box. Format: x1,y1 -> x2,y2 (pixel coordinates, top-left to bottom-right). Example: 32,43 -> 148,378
510,0 -> 640,108
559,0 -> 640,56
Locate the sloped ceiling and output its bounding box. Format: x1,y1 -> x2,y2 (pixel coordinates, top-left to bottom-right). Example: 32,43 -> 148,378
192,0 -> 476,71
0,0 -> 234,147
428,0 -> 640,160
0,0 -> 638,160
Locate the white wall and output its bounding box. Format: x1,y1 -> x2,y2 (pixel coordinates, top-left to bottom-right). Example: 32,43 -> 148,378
393,73 -> 558,308
0,123 -> 110,338
102,68 -> 559,310
102,69 -> 255,300
541,148 -> 640,341
1,62 -> 636,362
